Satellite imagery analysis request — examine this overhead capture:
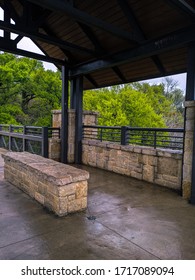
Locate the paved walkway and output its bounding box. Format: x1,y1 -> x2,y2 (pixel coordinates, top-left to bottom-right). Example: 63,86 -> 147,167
0,150 -> 195,259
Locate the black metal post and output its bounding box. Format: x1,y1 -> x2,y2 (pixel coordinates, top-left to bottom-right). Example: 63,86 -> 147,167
23,125 -> 27,152
42,127 -> 49,158
154,131 -> 157,149
121,126 -> 127,145
9,125 -> 12,151
191,128 -> 195,203
186,43 -> 195,101
186,44 -> 195,204
61,66 -> 69,163
70,78 -> 77,109
75,76 -> 83,164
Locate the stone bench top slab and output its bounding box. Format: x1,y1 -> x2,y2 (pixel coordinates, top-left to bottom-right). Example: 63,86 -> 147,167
2,152 -> 89,186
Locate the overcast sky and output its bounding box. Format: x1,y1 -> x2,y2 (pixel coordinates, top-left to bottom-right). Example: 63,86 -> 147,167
0,8 -> 187,92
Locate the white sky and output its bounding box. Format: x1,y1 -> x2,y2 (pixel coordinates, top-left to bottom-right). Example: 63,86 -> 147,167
0,7 -> 187,91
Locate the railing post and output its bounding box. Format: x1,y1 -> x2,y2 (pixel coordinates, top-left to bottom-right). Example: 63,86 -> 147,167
42,127 -> 49,158
121,126 -> 127,145
0,125 -> 2,147
8,125 -> 12,151
100,127 -> 103,141
23,125 -> 27,152
154,131 -> 157,149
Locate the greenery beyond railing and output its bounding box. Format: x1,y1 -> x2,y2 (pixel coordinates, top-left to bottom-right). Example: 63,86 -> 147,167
83,125 -> 184,150
0,125 -> 60,157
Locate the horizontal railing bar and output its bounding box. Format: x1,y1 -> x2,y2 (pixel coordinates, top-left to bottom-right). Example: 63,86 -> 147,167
0,131 -> 43,141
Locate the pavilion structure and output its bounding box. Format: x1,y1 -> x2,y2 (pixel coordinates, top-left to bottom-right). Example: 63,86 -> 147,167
0,0 -> 195,203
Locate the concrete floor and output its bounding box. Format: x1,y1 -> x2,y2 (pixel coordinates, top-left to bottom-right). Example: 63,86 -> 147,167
0,151 -> 195,260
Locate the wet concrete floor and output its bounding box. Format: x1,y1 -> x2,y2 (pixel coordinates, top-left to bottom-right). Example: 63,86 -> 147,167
0,151 -> 195,260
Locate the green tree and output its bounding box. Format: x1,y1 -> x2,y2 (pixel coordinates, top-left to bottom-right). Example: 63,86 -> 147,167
84,85 -> 166,127
0,53 -> 62,126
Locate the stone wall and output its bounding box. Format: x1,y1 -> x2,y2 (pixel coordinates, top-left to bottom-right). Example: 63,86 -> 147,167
82,140 -> 182,191
52,109 -> 98,163
3,152 -> 89,216
48,138 -> 61,161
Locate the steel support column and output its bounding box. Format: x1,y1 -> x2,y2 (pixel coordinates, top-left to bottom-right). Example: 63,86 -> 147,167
74,76 -> 83,164
186,44 -> 195,204
186,44 -> 195,101
70,78 -> 77,109
61,66 -> 69,163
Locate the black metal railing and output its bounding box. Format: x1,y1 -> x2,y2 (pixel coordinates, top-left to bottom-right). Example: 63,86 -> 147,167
0,125 -> 60,157
83,125 -> 184,150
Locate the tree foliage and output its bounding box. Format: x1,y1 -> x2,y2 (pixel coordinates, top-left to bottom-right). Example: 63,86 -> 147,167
0,53 -> 184,128
0,53 -> 62,126
84,81 -> 184,128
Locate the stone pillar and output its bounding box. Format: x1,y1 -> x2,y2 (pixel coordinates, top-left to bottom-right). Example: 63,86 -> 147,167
182,101 -> 195,200
68,109 -> 76,163
83,111 -> 98,125
52,110 -> 62,128
51,110 -> 98,163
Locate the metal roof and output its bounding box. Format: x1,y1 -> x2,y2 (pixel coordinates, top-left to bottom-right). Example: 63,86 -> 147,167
0,0 -> 194,89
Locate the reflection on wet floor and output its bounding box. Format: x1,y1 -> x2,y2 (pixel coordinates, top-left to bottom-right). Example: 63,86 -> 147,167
0,154 -> 195,260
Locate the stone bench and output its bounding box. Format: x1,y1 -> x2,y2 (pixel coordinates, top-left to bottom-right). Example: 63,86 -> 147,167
2,152 -> 89,216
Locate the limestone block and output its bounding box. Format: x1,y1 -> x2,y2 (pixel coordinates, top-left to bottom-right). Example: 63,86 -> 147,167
75,181 -> 88,198
38,181 -> 47,195
128,164 -> 142,173
121,145 -> 134,152
158,157 -> 179,177
186,107 -> 195,120
59,197 -> 68,213
68,194 -> 75,201
35,192 -> 45,204
162,174 -> 179,183
184,138 -> 193,152
68,198 -> 82,213
183,164 -> 192,181
183,151 -> 193,165
142,148 -> 157,156
133,147 -> 142,153
58,183 -> 76,197
107,143 -> 121,150
131,171 -> 142,180
128,152 -> 139,163
155,178 -> 179,190
81,197 -> 87,209
143,165 -> 154,182
185,119 -> 195,132
182,181 -> 191,200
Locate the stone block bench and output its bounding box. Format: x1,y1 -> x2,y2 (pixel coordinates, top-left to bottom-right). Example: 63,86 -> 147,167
2,152 -> 89,216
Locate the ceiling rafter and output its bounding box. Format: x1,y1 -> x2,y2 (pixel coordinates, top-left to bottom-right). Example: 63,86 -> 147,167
0,36 -> 65,65
70,24 -> 195,77
26,0 -> 140,43
77,22 -> 103,55
85,74 -> 99,88
117,0 -> 145,42
117,0 -> 166,75
165,0 -> 195,17
0,20 -> 96,55
77,22 -> 127,83
112,66 -> 127,83
41,24 -> 76,63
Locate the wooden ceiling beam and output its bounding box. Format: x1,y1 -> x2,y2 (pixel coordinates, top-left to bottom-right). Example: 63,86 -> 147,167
0,20 -> 96,55
165,0 -> 195,17
0,37 -> 65,65
118,0 -> 166,75
70,25 -> 195,77
26,0 -> 140,42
